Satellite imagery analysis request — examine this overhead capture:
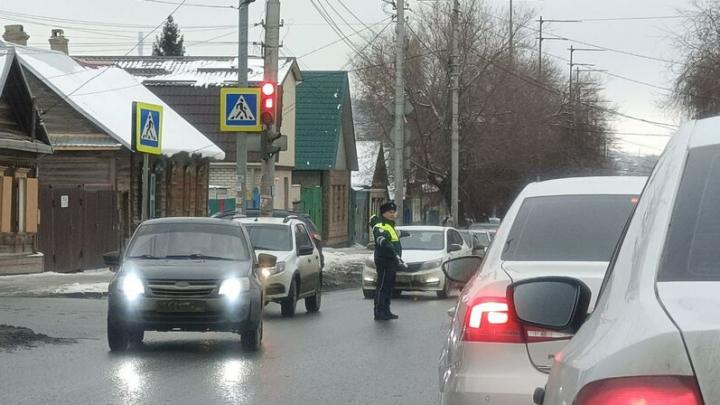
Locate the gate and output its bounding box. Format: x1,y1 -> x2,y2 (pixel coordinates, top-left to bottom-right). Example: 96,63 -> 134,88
300,186 -> 323,237
39,185 -> 118,272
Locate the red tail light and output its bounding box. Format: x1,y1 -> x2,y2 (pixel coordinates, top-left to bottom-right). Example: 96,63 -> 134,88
575,376 -> 703,405
463,297 -> 573,344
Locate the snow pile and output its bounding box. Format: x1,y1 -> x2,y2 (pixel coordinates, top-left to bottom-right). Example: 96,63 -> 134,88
322,246 -> 370,290
0,269 -> 113,297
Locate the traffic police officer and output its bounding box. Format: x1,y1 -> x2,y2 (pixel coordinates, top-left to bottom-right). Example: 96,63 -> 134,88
371,201 -> 406,321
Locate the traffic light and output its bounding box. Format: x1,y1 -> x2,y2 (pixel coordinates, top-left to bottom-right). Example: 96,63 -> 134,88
260,81 -> 277,125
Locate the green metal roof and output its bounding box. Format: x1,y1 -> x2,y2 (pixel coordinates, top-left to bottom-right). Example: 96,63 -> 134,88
295,71 -> 349,170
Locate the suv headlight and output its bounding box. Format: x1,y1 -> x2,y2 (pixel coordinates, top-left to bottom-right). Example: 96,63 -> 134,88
119,274 -> 145,301
261,261 -> 286,278
364,258 -> 376,268
219,278 -> 250,300
420,259 -> 443,270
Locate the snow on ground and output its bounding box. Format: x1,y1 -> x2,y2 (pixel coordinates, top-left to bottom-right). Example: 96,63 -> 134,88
0,248 -> 374,296
323,246 -> 370,271
0,269 -> 113,297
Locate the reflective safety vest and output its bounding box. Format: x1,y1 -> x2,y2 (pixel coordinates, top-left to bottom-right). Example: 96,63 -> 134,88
374,222 -> 399,242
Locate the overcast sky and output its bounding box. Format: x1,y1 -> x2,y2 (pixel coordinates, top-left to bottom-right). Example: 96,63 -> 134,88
2,0 -> 696,155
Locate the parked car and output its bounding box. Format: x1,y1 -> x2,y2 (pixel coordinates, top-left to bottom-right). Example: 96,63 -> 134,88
212,209 -> 325,268
104,218 -> 268,352
237,217 -> 322,318
438,176 -> 646,405
468,219 -> 500,232
459,229 -> 495,256
362,226 -> 472,299
504,119 -> 719,405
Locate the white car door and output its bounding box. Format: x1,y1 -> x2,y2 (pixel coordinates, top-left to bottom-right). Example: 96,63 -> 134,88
294,223 -> 320,296
446,229 -> 469,258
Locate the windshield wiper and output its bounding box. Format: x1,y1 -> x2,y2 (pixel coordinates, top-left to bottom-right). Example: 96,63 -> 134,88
165,254 -> 235,261
128,254 -> 163,260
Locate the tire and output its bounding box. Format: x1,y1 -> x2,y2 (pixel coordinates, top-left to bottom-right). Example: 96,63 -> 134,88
107,312 -> 129,352
281,278 -> 298,318
241,320 -> 263,352
392,290 -> 403,298
436,280 -> 450,299
305,274 -> 321,313
129,329 -> 144,346
362,289 -> 375,299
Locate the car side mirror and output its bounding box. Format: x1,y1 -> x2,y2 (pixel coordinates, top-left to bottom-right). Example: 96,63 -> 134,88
447,243 -> 462,253
510,277 -> 592,334
442,256 -> 483,286
257,253 -> 278,268
103,251 -> 121,267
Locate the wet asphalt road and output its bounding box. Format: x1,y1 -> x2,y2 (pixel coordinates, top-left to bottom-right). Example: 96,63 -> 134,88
0,289 -> 454,405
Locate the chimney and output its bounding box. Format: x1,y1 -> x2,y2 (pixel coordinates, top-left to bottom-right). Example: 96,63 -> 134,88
49,29 -> 69,54
3,25 -> 29,46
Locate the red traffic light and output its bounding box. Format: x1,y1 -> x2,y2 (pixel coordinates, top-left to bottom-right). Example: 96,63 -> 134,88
260,81 -> 277,125
262,82 -> 275,96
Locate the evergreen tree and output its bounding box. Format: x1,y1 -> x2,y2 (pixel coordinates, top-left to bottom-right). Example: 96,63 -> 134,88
152,16 -> 185,56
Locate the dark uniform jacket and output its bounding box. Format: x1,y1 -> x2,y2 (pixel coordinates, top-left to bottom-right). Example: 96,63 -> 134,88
372,217 -> 402,262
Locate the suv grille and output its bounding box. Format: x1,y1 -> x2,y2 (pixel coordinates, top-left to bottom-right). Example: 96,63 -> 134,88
146,279 -> 218,298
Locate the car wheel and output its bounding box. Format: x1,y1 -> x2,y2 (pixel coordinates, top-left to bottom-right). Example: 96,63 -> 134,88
107,312 -> 129,352
305,274 -> 321,313
241,320 -> 263,352
436,280 -> 450,299
362,289 -> 375,299
281,278 -> 298,318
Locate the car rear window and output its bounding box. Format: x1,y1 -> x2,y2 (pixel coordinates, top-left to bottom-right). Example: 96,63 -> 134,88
244,224 -> 293,251
660,145 -> 720,281
501,194 -> 637,262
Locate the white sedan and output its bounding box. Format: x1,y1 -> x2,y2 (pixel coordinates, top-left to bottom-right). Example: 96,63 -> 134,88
362,226 -> 471,299
511,116 -> 720,404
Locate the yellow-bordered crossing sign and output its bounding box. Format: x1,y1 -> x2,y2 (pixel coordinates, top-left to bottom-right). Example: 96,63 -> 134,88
132,101 -> 163,155
220,87 -> 262,132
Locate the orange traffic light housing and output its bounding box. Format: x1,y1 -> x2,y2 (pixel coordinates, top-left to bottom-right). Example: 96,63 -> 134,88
260,81 -> 277,125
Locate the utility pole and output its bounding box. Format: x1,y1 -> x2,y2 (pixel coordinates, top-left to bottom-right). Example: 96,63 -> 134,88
508,0 -> 513,60
235,0 -> 251,215
537,17 -> 579,78
393,0 -> 406,224
260,0 -> 280,216
450,0 -> 460,225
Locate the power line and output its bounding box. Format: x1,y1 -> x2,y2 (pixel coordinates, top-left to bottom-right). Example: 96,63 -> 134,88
40,0 -> 190,116
143,0 -> 236,9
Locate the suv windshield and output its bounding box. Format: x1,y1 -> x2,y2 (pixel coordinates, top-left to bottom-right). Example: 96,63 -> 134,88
502,195 -> 637,262
126,222 -> 250,261
401,231 -> 445,251
244,224 -> 293,251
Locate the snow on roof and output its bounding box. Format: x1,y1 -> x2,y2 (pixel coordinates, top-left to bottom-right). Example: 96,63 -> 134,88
5,44 -> 224,160
352,140 -> 381,189
77,56 -> 297,88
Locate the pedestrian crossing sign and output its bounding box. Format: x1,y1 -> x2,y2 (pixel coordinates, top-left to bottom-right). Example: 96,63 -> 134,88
132,101 -> 163,155
220,87 -> 262,132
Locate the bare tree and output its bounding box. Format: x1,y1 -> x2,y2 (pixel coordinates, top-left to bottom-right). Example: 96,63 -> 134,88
353,0 -> 612,220
673,0 -> 720,118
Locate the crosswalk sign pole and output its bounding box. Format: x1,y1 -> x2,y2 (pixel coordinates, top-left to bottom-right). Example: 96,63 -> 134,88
141,153 -> 150,221
132,101 -> 163,222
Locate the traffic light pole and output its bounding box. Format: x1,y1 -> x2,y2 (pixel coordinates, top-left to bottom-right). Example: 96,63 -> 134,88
235,0 -> 250,215
260,0 -> 280,216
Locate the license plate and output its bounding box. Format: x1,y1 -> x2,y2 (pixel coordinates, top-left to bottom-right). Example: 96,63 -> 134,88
156,300 -> 206,313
